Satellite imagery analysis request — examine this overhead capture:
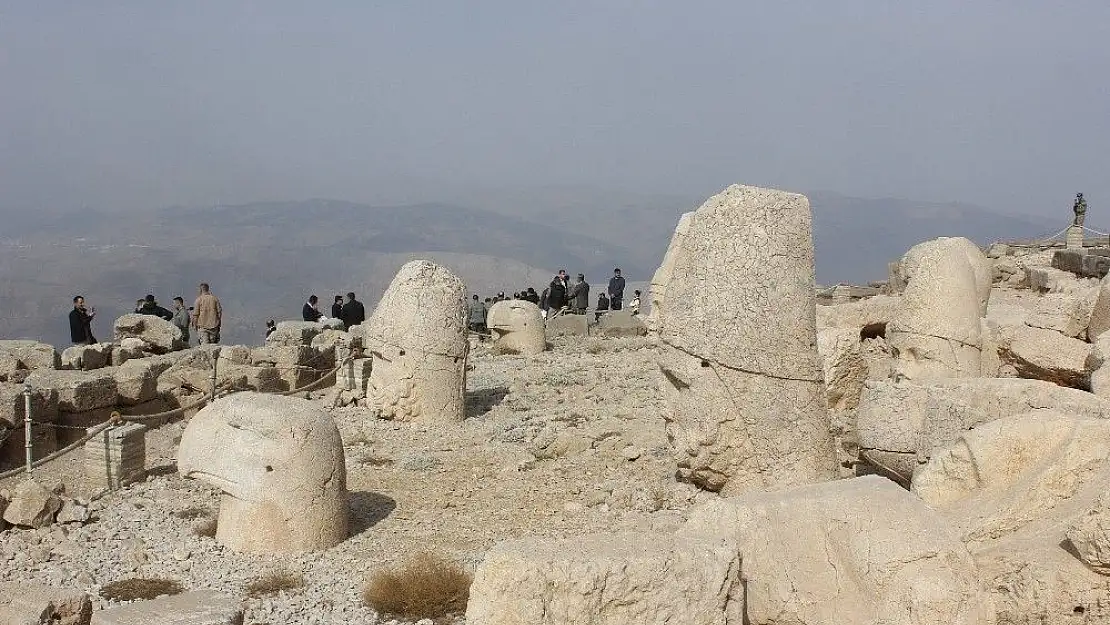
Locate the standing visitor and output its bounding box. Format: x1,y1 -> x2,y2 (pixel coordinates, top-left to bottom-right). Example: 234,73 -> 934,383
303,294 -> 323,322
192,282 -> 223,344
331,295 -> 344,320
172,296 -> 191,343
468,294 -> 488,339
608,268 -> 626,311
340,291 -> 366,330
595,292 -> 610,322
68,295 -> 96,345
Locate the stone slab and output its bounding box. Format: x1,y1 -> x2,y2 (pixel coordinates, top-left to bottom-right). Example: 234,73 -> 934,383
90,590 -> 242,625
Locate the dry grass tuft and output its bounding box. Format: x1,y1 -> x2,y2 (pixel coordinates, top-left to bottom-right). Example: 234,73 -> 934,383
246,571 -> 306,598
363,551 -> 471,620
192,516 -> 218,538
100,577 -> 184,602
172,506 -> 211,520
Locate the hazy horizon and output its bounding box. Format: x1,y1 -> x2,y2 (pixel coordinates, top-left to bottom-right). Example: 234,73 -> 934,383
2,2 -> 1108,221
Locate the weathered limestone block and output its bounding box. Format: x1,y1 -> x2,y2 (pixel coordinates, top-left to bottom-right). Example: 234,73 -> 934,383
678,476 -> 994,625
998,324 -> 1091,388
158,347 -> 247,394
815,293 -> 901,332
112,313 -> 184,354
2,479 -> 61,528
113,360 -> 163,406
1087,273 -> 1110,341
0,582 -> 91,625
545,313 -> 588,337
177,393 -> 347,553
0,340 -> 61,372
653,185 -> 833,495
1028,266 -> 1091,294
61,342 -> 113,371
594,310 -> 648,338
24,370 -> 118,413
466,533 -> 742,625
817,327 -> 867,411
85,423 -> 146,491
250,345 -> 320,368
1026,290 -> 1098,339
1067,493 -> 1110,574
110,337 -> 147,366
0,382 -> 58,427
857,378 -> 1110,479
267,321 -> 324,347
648,210 -> 695,330
1088,335 -> 1110,400
486,300 -> 546,355
911,413 -> 1110,621
888,238 -> 985,380
89,590 -> 241,625
364,260 -> 469,423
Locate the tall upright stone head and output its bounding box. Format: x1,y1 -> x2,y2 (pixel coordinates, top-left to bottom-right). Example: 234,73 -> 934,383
648,210 -> 695,330
888,237 -> 988,380
364,260 -> 469,422
654,184 -> 835,495
177,393 -> 348,554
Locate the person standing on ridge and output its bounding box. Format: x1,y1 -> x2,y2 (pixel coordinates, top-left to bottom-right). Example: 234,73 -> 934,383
595,291 -> 610,322
331,295 -> 344,320
468,294 -> 488,339
608,267 -> 626,311
340,291 -> 366,330
172,296 -> 191,343
68,295 -> 96,345
192,282 -> 223,344
303,295 -> 323,322
547,270 -> 569,313
137,294 -> 173,321
568,273 -> 590,314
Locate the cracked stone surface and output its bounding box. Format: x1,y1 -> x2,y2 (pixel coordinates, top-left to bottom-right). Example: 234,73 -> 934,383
652,184 -> 834,495
888,237 -> 989,380
679,475 -> 995,625
485,300 -> 545,356
177,392 -> 348,554
361,260 -> 469,423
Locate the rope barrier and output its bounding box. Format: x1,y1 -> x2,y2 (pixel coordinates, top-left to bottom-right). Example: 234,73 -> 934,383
0,353 -> 356,481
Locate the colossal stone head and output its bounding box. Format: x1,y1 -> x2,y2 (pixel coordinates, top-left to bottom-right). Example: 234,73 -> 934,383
486,300 -> 546,355
177,393 -> 348,554
888,237 -> 986,381
654,184 -> 835,495
648,210 -> 694,331
363,260 -> 469,423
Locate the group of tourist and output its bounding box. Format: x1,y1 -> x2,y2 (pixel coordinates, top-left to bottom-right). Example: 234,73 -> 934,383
69,283 -> 223,346
467,267 -> 642,336
301,292 -> 366,330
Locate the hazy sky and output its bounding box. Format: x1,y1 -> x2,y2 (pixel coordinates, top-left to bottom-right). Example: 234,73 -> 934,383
2,2 -> 1107,219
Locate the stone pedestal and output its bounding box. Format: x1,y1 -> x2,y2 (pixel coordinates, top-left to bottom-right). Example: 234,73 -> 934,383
1067,225 -> 1085,249
85,423 -> 146,491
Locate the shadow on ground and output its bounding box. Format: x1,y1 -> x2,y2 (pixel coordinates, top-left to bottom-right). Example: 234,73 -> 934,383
349,491 -> 397,534
465,385 -> 509,419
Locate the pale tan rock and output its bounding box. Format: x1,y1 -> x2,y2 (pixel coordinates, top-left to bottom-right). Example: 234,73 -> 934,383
112,313 -> 184,354
911,413 -> 1110,621
817,327 -> 867,410
267,320 -> 325,347
648,210 -> 695,330
0,383 -> 58,428
0,582 -> 91,625
1067,493 -> 1110,574
24,369 -> 118,413
486,300 -> 546,355
364,260 -> 469,423
465,533 -> 741,625
60,342 -> 113,371
1087,274 -> 1110,341
0,340 -> 61,372
545,313 -> 588,337
857,378 -> 1110,479
89,590 -> 241,625
2,479 -> 62,528
1027,266 -> 1091,294
1026,289 -> 1098,339
678,476 -> 994,625
177,393 -> 347,553
1088,335 -> 1110,400
113,360 -> 164,406
998,324 -> 1091,388
653,185 -> 834,495
888,238 -> 985,380
815,294 -> 901,332
594,310 -> 647,338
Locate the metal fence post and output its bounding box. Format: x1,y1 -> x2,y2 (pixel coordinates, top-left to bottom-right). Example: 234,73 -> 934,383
23,384 -> 33,477
210,350 -> 220,401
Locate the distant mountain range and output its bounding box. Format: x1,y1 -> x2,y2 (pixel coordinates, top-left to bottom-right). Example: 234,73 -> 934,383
0,188 -> 1060,347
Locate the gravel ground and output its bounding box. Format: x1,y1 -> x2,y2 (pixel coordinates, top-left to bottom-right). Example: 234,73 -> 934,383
0,335 -> 710,624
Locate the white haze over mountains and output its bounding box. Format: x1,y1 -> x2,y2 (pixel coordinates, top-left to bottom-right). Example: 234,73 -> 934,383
0,2 -> 1106,345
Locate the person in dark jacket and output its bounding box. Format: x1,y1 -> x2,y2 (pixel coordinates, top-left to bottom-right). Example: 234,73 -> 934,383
331,295 -> 344,320
608,268 -> 626,311
340,291 -> 366,330
468,294 -> 488,339
138,294 -> 173,321
595,292 -> 610,322
547,270 -> 569,313
68,295 -> 96,345
303,294 -> 323,322
539,287 -> 550,318
568,274 -> 590,314
524,287 -> 540,304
